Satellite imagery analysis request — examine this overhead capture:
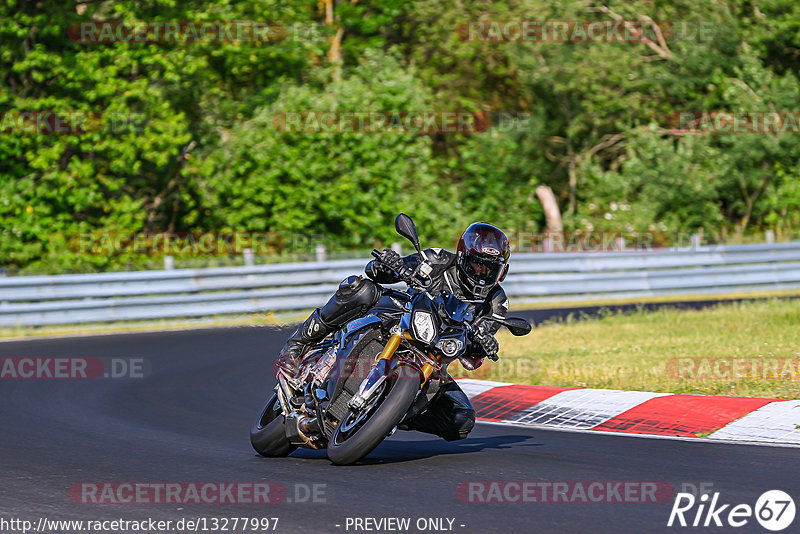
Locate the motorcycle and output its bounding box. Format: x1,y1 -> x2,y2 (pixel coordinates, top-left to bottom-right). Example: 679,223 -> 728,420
250,214 -> 532,465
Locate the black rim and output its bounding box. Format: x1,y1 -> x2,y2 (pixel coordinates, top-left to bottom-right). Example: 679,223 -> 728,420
331,379 -> 391,446
256,396 -> 282,430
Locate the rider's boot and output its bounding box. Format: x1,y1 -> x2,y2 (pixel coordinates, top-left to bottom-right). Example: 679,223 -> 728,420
275,309 -> 333,376
275,275 -> 382,377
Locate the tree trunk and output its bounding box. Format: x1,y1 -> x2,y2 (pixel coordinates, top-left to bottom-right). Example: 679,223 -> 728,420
567,161 -> 577,215
324,0 -> 353,82
536,185 -> 563,233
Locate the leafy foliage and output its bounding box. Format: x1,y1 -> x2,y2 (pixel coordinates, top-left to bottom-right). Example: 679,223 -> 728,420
1,0 -> 800,273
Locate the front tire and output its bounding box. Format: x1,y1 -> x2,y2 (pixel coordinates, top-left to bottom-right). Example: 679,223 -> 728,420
250,393 -> 297,458
327,364 -> 420,465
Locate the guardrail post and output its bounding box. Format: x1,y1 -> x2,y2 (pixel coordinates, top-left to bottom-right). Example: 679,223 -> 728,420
614,237 -> 625,251
766,230 -> 775,244
315,244 -> 326,262
391,242 -> 402,254
0,266 -> 6,277
164,256 -> 175,270
691,233 -> 701,249
243,248 -> 255,267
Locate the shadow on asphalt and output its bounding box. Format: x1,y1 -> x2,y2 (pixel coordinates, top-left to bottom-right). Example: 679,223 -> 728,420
270,434 -> 541,465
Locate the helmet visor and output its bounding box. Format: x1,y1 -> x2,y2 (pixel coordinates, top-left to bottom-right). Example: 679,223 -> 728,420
463,256 -> 504,286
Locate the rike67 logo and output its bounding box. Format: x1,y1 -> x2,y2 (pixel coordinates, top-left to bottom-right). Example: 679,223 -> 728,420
668,490 -> 796,531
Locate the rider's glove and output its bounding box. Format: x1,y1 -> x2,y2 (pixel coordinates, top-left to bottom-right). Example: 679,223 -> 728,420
474,328 -> 499,361
379,248 -> 404,273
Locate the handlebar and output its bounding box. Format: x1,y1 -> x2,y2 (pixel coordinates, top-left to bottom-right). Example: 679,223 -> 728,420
373,248 -> 493,326
372,248 -> 502,361
371,248 -> 424,288
464,316 -> 501,361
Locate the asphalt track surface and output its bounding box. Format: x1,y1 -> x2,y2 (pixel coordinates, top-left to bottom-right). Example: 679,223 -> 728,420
2,326 -> 799,534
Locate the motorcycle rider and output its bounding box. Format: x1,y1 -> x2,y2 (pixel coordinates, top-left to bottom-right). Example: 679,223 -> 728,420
275,222 -> 511,441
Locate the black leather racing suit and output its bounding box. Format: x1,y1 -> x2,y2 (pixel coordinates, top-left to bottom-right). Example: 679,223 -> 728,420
365,246 -> 510,345
364,247 -> 510,441
278,247 -> 510,441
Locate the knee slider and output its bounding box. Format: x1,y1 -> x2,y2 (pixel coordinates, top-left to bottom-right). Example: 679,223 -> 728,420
452,408 -> 476,435
441,408 -> 475,441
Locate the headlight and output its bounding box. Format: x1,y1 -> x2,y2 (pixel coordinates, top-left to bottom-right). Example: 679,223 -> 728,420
412,311 -> 436,344
435,338 -> 464,357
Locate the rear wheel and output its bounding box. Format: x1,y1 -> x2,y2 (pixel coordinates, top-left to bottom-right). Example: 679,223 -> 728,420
250,393 -> 296,458
327,363 -> 420,465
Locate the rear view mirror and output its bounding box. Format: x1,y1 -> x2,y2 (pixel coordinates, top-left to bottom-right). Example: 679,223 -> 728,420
395,213 -> 421,253
501,317 -> 532,336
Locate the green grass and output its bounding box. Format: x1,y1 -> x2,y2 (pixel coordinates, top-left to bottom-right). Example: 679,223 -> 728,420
4,296 -> 800,399
452,299 -> 800,399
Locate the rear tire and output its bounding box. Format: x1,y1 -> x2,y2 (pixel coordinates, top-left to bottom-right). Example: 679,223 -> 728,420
250,393 -> 297,458
327,364 -> 420,465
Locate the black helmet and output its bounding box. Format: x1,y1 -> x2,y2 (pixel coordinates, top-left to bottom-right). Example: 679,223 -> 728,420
456,222 -> 510,299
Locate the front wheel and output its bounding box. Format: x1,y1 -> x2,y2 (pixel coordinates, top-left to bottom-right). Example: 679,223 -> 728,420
327,364 -> 421,465
250,393 -> 296,458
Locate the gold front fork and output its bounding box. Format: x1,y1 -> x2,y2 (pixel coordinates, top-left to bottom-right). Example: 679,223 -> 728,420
421,361 -> 435,382
377,332 -> 437,386
376,332 -> 402,361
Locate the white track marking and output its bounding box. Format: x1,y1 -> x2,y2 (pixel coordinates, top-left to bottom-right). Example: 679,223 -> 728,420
457,378 -> 513,399
460,379 -> 800,446
505,388 -> 671,429
709,400 -> 800,444
475,419 -> 800,449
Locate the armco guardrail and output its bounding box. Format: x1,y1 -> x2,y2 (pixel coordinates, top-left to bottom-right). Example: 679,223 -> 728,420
2,242 -> 800,326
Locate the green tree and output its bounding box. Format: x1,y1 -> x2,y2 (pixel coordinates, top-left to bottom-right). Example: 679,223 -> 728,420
196,50 -> 444,250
